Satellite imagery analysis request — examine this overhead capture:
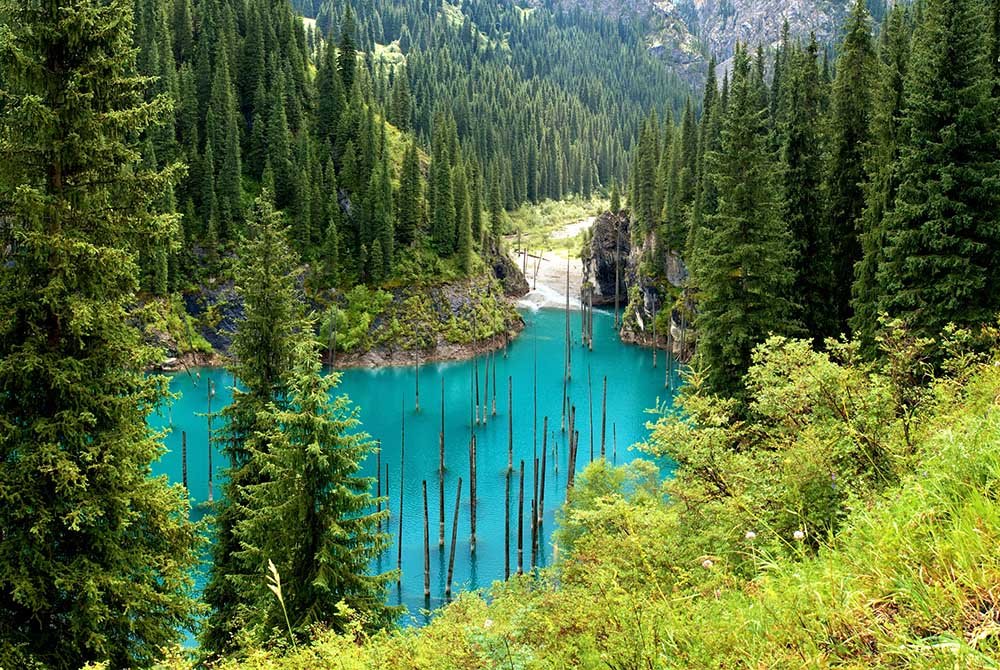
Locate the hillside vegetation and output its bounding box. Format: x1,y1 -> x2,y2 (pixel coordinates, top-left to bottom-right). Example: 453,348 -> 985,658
143,325 -> 1000,669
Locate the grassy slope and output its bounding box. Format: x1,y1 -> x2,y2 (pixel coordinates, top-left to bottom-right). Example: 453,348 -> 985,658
155,343 -> 1000,669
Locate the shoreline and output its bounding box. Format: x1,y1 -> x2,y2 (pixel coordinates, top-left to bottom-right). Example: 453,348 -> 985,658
155,312 -> 528,373
324,320 -> 526,369
156,216 -> 601,374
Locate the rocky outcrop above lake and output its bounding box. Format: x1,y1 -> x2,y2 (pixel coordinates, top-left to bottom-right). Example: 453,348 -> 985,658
590,211 -> 631,306
323,274 -> 526,369
589,210 -> 695,361
145,248 -> 530,371
485,237 -> 531,297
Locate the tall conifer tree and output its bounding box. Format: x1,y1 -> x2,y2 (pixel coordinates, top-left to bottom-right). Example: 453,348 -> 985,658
430,124 -> 455,253
0,0 -> 200,664
691,46 -> 798,400
781,37 -> 834,342
851,6 -> 914,350
368,157 -> 395,277
338,5 -> 357,94
396,140 -> 421,246
874,0 -> 1000,341
237,340 -> 396,639
202,193 -> 305,655
824,0 -> 875,333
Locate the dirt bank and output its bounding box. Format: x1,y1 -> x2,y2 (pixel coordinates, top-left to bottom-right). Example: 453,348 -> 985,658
508,217 -> 590,310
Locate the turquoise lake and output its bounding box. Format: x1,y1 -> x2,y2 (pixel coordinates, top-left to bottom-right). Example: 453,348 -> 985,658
148,306 -> 679,625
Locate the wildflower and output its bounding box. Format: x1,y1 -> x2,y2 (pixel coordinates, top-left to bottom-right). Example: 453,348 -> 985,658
701,558 -> 713,569
745,530 -> 757,541
793,530 -> 805,541
484,618 -> 494,629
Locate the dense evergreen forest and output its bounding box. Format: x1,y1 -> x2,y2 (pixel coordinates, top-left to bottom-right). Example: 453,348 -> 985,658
126,0 -> 688,294
628,0 -> 1000,400
3,0 -> 1000,666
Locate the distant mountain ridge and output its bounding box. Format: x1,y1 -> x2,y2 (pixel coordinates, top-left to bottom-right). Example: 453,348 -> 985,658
541,0 -> 884,83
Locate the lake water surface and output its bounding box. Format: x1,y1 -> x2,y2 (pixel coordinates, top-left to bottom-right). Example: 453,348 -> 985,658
149,307 -> 679,625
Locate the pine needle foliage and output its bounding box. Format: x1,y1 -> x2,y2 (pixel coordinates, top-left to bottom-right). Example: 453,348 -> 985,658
0,0 -> 201,665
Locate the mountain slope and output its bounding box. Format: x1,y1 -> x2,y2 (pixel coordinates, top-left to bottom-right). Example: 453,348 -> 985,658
546,0 -> 890,82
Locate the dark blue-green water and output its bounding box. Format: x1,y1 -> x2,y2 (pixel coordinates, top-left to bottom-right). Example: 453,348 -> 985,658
148,307 -> 679,626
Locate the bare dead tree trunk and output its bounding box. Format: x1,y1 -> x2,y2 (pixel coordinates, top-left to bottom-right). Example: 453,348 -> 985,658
445,477 -> 462,599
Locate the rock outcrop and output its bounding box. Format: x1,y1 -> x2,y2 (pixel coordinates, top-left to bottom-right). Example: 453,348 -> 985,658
546,0 -> 856,85
486,237 -> 531,297
590,209 -> 695,361
589,211 -> 631,305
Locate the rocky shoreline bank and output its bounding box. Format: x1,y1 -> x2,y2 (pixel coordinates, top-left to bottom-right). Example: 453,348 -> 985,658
150,244 -> 531,373
324,320 -> 526,369
156,320 -> 527,372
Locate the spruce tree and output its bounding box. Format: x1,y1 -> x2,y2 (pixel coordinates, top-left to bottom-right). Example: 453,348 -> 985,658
452,158 -> 470,254
633,115 -> 659,238
172,0 -> 194,61
654,118 -> 673,223
321,160 -> 342,287
369,238 -> 385,283
389,68 -> 412,131
691,46 -> 798,401
470,162 -> 483,243
991,0 -> 1000,97
368,157 -> 395,277
852,5 -> 914,350
338,5 -> 358,94
317,43 -> 346,145
430,127 -> 455,253
489,170 -> 504,239
824,0 -> 875,333
781,37 -> 835,342
610,180 -> 621,213
677,99 -> 698,219
688,58 -> 720,264
454,162 -> 473,272
209,54 -> 241,239
396,140 -> 421,246
322,217 -> 340,287
0,0 -> 200,665
266,76 -> 294,209
874,0 -> 1000,341
236,340 -> 396,639
660,128 -> 685,253
202,193 -> 305,655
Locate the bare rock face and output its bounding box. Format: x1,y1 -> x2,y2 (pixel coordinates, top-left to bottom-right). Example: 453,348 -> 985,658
546,0 -> 853,85
589,211 -> 631,304
684,0 -> 850,64
591,209 -> 695,360
485,237 -> 530,297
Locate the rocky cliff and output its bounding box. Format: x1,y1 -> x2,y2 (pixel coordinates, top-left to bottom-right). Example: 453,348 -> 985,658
589,211 -> 694,360
549,0 -> 857,83
589,211 -> 631,306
